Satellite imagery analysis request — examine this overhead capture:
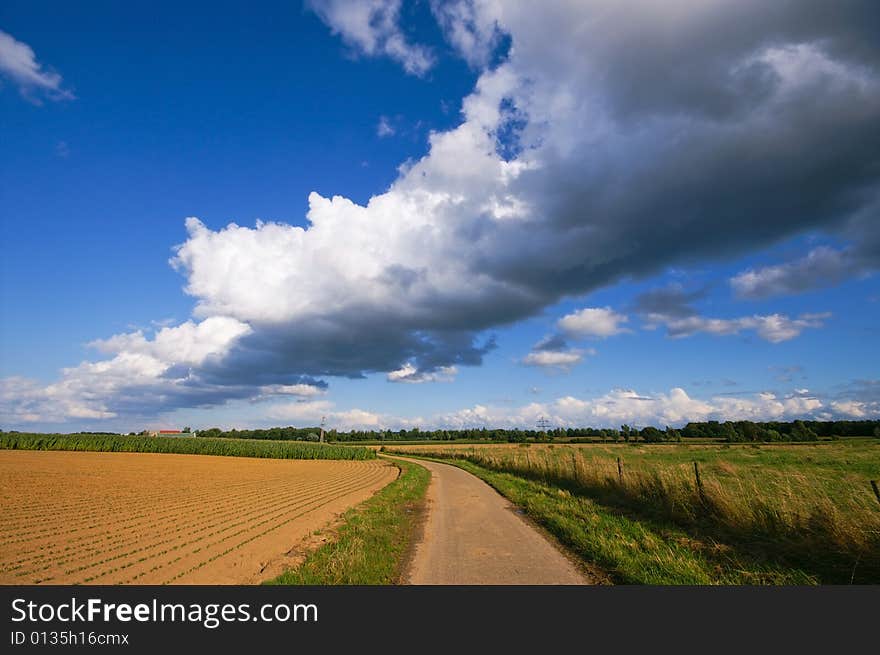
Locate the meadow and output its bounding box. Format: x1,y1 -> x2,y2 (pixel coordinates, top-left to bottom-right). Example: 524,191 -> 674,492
387,440 -> 880,584
0,432 -> 375,460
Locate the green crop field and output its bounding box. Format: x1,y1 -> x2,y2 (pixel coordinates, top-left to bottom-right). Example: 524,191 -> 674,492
0,432 -> 375,461
388,440 -> 880,584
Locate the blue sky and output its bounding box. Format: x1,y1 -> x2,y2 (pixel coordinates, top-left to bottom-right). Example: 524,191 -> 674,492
1,1 -> 878,432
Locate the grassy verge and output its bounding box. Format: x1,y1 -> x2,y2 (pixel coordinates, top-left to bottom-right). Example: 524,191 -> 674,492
264,458 -> 431,584
0,432 -> 375,460
403,454 -> 870,584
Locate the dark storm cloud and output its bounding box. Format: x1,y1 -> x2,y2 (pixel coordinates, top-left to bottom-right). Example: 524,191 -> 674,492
499,92 -> 879,297
587,1 -> 880,121
199,320 -> 495,385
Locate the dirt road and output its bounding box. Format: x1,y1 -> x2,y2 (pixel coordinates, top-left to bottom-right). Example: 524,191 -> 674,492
396,457 -> 590,585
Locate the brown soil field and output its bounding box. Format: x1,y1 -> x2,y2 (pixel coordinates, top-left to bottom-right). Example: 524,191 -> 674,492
0,450 -> 397,585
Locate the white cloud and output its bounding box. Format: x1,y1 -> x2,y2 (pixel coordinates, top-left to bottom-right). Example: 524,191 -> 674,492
1,318 -> 253,424
377,115 -> 395,137
308,0 -> 434,75
430,0 -> 504,69
521,348 -> 591,371
259,384 -> 326,398
653,312 -> 830,343
634,284 -> 831,343
266,400 -> 334,422
422,387 -> 863,430
830,400 -> 868,418
731,246 -> 874,299
387,363 -> 458,383
331,408 -> 388,430
275,385 -> 874,431
558,307 -> 630,339
0,30 -> 74,102
0,376 -> 115,424
266,401 -> 396,431
89,317 -> 252,367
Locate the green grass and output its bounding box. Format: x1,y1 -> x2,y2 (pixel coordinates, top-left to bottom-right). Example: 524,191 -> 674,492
0,432 -> 375,460
390,441 -> 880,584
264,458 -> 431,584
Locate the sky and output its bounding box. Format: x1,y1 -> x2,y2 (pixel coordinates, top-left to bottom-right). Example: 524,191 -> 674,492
1,0 -> 879,433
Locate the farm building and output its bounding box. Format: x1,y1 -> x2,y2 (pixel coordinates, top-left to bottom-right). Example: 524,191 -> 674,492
146,429 -> 193,437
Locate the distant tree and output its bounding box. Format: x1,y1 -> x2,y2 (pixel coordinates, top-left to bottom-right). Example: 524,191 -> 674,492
738,421 -> 759,442
719,422 -> 739,442
640,426 -> 665,443
182,426 -> 191,433
791,420 -> 818,441
762,428 -> 782,442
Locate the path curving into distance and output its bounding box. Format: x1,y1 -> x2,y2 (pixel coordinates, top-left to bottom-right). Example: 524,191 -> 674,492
393,457 -> 590,585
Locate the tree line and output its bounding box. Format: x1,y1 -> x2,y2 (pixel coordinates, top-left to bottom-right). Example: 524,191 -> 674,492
181,419 -> 880,443
194,426 -> 324,441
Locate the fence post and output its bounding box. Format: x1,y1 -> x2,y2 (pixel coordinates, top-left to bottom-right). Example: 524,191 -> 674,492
617,456 -> 623,484
694,461 -> 706,504
871,480 -> 880,507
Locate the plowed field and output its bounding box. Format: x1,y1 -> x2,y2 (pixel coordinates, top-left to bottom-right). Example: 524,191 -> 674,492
0,450 -> 396,584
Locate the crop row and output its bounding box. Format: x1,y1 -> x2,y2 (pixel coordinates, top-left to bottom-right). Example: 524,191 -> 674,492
0,433 -> 375,460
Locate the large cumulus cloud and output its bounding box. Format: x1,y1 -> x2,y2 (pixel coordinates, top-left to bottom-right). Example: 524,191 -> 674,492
175,1 -> 879,380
